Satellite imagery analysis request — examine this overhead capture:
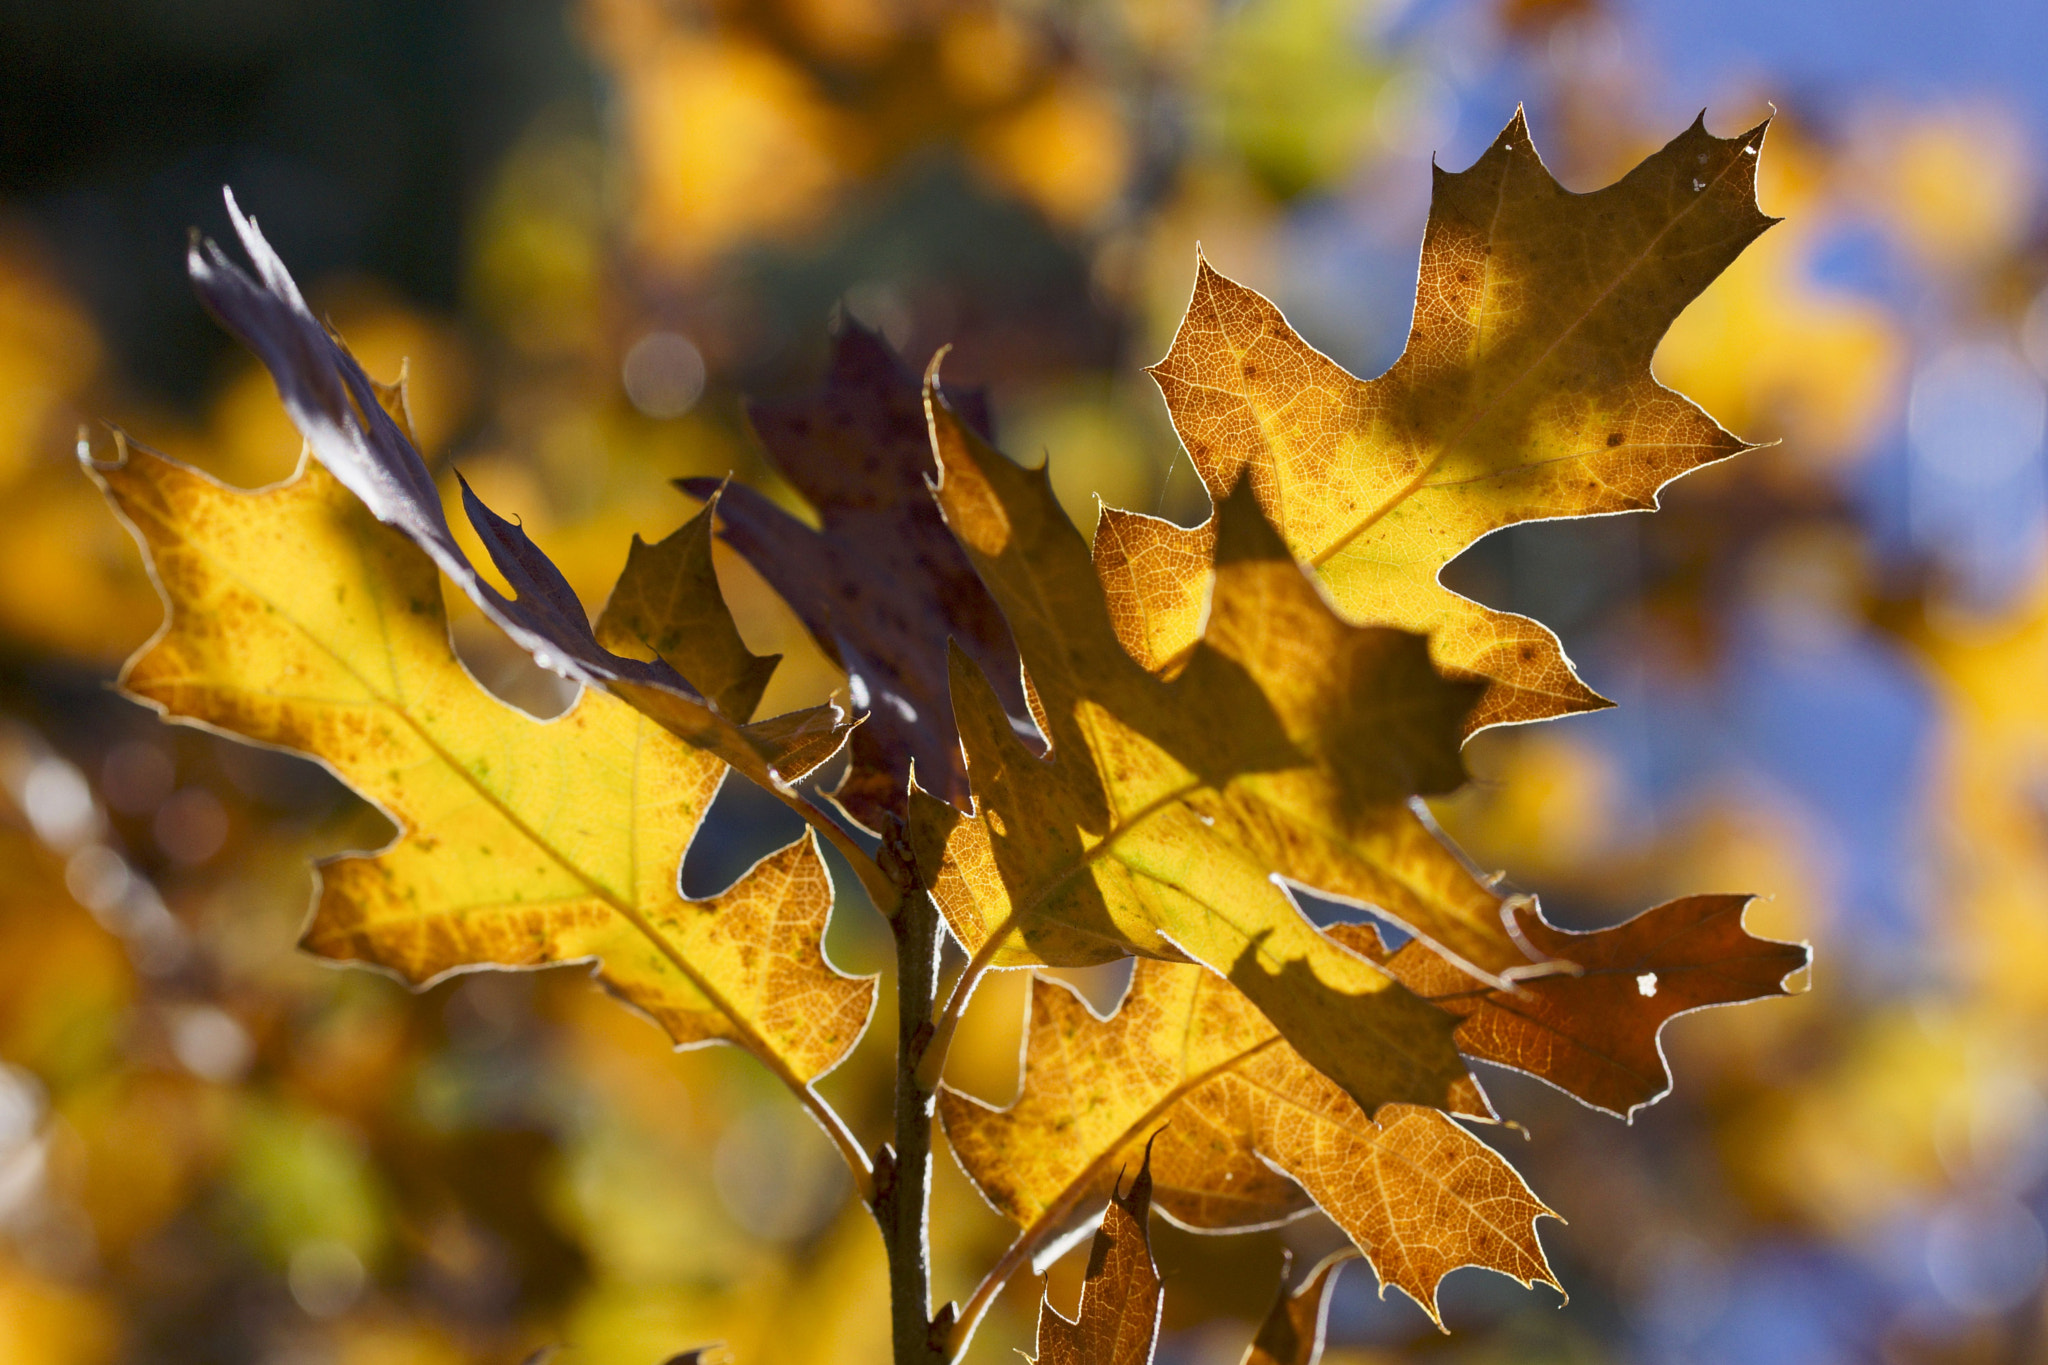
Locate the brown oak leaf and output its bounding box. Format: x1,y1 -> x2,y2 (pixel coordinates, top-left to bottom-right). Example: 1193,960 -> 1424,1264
1034,1145 -> 1164,1365
920,379 -> 1550,1119
1244,1250 -> 1357,1365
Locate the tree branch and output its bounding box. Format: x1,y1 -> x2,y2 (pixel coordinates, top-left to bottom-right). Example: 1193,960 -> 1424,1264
875,830 -> 949,1365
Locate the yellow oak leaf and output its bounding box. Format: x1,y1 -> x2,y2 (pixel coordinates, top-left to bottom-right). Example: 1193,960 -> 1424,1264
1033,1149 -> 1163,1365
940,961 -> 1559,1328
90,440 -> 875,1090
1098,111 -> 1775,730
918,377 -> 1553,1120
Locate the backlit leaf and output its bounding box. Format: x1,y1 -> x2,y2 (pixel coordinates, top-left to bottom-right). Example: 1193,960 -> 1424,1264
1033,1146 -> 1163,1365
186,194 -> 852,800
1098,112 -> 1775,730
941,961 -> 1559,1324
1343,897 -> 1810,1117
90,441 -> 875,1090
679,325 -> 1028,830
920,380 -> 1545,1117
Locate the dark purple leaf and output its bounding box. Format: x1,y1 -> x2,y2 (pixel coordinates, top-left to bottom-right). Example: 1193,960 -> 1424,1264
680,324 -> 1029,831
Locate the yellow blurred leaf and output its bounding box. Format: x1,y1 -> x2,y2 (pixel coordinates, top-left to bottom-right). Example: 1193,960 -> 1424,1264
599,29 -> 852,264
0,469 -> 161,662
0,1261 -> 116,1365
973,79 -> 1132,228
0,235 -> 99,487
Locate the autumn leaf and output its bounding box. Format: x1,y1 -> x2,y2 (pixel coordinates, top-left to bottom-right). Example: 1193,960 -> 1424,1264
596,489 -> 781,723
184,194 -> 866,823
1340,896 -> 1810,1117
940,962 -> 1559,1327
181,191 -> 914,916
1097,111 -> 1776,730
1033,1146 -> 1163,1365
918,376 -> 1554,1118
679,324 -> 1029,831
1244,1250 -> 1356,1365
89,440 -> 876,1099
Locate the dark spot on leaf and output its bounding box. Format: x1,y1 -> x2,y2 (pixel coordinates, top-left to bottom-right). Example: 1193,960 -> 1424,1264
1606,432 -> 1624,447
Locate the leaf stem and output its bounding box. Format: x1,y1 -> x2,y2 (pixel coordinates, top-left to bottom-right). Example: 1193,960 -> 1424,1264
915,929 -> 1005,1094
947,1227 -> 1035,1361
798,1082 -> 878,1208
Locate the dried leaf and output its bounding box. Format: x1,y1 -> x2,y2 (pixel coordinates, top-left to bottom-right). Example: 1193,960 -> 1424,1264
596,491 -> 780,723
941,962 -> 1559,1325
921,379 -> 1551,1116
1100,112 -> 1776,730
187,193 -> 850,800
1033,1147 -> 1163,1365
1342,897 -> 1810,1117
90,441 -> 875,1088
679,324 -> 1028,829
1243,1250 -> 1356,1365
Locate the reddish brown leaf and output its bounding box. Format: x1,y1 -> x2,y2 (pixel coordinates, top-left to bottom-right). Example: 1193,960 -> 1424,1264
1337,896 -> 1810,1116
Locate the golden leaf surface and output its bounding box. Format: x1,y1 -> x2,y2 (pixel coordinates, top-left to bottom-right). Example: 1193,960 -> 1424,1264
940,961 -> 1559,1324
595,492 -> 781,724
1034,1152 -> 1163,1365
1346,896 -> 1810,1117
1098,111 -> 1775,730
91,442 -> 875,1087
920,380 -> 1542,1118
1244,1251 -> 1356,1365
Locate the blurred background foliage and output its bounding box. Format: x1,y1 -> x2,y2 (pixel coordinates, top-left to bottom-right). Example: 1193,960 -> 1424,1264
0,0 -> 2045,1361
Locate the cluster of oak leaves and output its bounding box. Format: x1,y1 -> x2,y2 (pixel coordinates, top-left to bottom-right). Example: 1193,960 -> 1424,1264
85,111 -> 1809,1365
